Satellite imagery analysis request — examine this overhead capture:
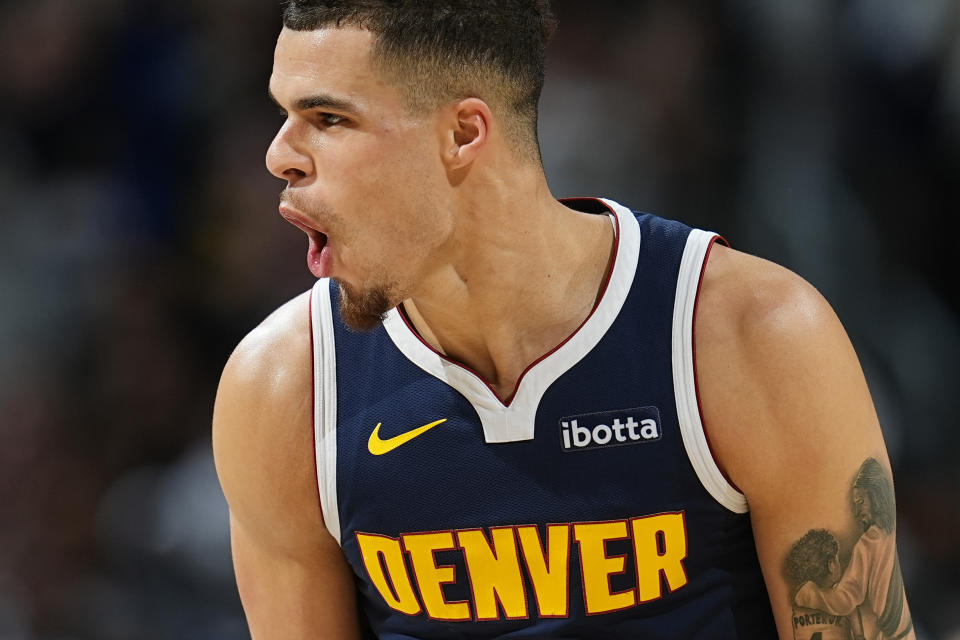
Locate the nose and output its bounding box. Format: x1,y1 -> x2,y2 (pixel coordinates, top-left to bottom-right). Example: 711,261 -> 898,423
266,119 -> 313,183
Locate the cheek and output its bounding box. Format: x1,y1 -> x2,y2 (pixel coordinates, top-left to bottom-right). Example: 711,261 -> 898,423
323,128 -> 449,267
360,153 -> 447,235
323,140 -> 421,210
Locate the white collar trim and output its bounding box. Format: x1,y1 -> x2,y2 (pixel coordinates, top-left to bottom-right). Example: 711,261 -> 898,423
382,198 -> 641,443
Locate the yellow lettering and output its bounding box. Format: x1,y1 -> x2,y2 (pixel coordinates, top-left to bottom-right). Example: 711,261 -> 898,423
574,520 -> 636,614
456,527 -> 528,620
517,524 -> 570,617
631,512 -> 689,602
355,533 -> 421,615
402,532 -> 471,621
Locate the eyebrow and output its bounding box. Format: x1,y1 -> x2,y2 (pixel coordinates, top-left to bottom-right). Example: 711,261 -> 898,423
268,87 -> 358,113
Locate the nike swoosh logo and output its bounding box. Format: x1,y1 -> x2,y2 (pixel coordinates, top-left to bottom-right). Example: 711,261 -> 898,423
368,419 -> 448,455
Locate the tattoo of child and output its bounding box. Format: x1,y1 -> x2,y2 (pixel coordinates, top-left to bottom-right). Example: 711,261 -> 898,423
784,458 -> 913,640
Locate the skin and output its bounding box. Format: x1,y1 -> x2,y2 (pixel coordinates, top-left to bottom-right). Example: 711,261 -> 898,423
263,26 -> 612,389
213,24 -> 911,640
853,487 -> 873,530
696,248 -> 913,638
826,555 -> 842,587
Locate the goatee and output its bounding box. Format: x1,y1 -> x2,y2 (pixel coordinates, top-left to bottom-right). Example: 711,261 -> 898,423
338,281 -> 396,331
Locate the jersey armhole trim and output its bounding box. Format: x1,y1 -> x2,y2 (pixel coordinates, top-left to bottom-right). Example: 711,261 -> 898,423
311,279 -> 342,543
672,230 -> 749,514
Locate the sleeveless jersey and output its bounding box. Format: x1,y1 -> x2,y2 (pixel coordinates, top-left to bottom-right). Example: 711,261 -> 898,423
309,198 -> 778,638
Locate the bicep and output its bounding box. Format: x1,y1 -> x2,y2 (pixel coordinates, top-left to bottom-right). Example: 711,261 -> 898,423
230,512 -> 361,640
697,251 -> 914,640
216,375 -> 363,640
742,328 -> 895,638
750,453 -> 912,640
212,298 -> 362,640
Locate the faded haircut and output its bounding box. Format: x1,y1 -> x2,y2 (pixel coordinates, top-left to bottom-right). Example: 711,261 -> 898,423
281,1 -> 558,160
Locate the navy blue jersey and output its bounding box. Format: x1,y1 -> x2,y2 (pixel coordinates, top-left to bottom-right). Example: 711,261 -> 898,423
309,198 -> 778,638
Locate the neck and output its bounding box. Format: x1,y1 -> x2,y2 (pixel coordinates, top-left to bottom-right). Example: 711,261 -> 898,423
402,172 -> 615,401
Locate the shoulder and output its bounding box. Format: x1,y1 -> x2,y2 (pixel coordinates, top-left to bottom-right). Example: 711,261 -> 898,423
214,290 -> 313,450
696,243 -> 840,351
693,244 -> 879,501
213,289 -> 322,549
694,244 -> 851,409
219,290 -> 313,398
848,526 -> 889,567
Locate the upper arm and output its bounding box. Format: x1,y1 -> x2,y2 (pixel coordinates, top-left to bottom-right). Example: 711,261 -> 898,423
696,245 -> 914,640
213,292 -> 361,640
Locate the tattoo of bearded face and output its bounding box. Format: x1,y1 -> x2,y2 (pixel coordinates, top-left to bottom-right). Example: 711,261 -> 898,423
852,458 -> 895,534
783,458 -> 913,640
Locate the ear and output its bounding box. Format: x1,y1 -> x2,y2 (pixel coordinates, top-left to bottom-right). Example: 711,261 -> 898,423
441,98 -> 492,170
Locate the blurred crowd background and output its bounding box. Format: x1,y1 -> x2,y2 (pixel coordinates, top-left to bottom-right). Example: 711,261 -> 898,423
1,0 -> 958,638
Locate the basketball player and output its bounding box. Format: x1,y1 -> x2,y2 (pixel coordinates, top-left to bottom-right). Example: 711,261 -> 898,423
212,2 -> 915,638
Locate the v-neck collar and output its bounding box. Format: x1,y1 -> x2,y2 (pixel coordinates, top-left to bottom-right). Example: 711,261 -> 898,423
381,198 -> 641,443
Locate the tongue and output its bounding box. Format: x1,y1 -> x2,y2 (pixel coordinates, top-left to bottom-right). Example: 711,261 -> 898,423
307,232 -> 330,278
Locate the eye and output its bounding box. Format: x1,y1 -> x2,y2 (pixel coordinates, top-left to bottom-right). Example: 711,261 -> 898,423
318,112 -> 346,127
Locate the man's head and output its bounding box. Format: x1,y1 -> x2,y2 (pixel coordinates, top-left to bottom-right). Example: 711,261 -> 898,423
852,458 -> 896,533
784,529 -> 843,589
281,0 -> 557,161
267,2 -> 557,330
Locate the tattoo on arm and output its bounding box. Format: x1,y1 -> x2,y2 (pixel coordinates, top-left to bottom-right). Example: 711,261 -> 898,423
783,458 -> 914,640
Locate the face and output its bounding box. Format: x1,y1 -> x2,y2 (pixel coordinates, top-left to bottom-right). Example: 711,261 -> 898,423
825,554 -> 843,586
266,27 -> 454,329
853,487 -> 873,529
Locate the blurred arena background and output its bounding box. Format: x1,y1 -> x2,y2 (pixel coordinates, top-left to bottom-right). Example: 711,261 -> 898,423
1,0 -> 958,638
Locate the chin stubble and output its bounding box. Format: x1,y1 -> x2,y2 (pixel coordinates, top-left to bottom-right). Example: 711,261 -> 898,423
338,280 -> 397,332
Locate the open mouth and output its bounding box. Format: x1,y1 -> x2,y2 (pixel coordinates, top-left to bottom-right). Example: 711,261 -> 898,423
279,205 -> 332,277
307,227 -> 328,250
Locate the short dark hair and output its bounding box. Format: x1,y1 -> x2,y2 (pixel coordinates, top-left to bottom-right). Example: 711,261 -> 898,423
785,529 -> 839,588
280,1 -> 558,160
